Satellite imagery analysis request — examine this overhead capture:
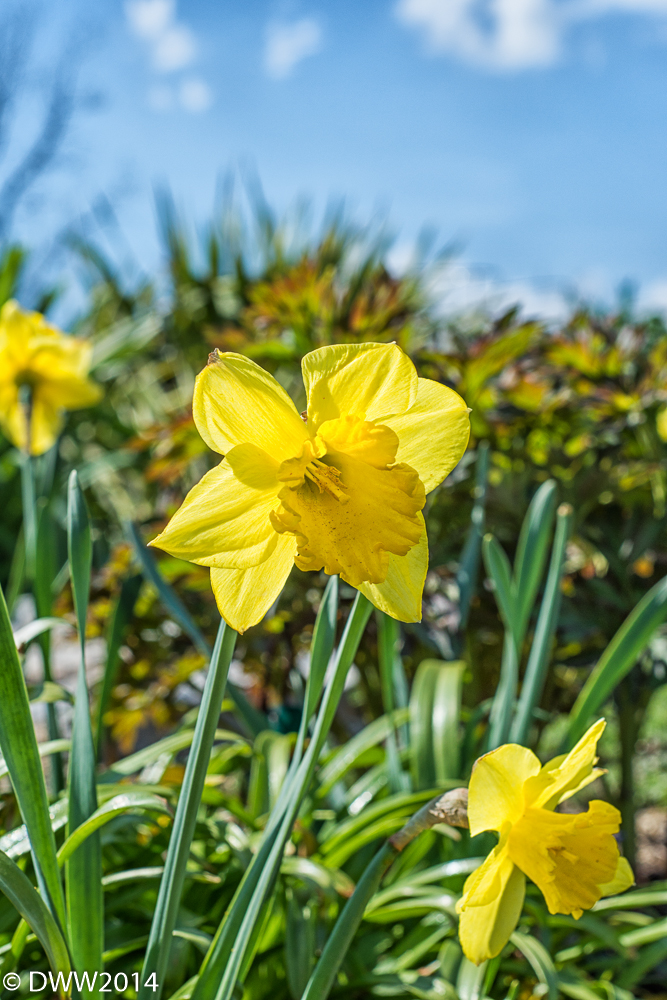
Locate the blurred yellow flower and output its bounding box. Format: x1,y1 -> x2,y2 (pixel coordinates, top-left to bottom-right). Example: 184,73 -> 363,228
457,720 -> 633,965
0,300 -> 102,455
656,405 -> 667,442
150,343 -> 470,632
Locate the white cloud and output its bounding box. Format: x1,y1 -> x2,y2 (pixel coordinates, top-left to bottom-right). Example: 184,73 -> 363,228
427,260 -> 571,321
264,19 -> 323,79
179,77 -> 213,112
152,24 -> 197,71
395,0 -> 667,71
125,0 -> 197,73
126,0 -> 213,113
125,0 -> 174,40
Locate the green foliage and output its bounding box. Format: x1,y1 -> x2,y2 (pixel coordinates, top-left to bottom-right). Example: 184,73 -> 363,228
0,194 -> 666,998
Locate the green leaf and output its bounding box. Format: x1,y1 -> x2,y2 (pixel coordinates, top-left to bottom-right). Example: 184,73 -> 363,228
510,931 -> 558,1000
487,631 -> 519,751
456,957 -> 488,1000
566,574 -> 667,747
511,503 -> 572,744
0,740 -> 70,781
102,727 -> 246,782
619,915 -> 667,947
127,522 -> 265,736
456,442 -> 489,636
96,573 -> 142,757
301,842 -> 397,1000
285,891 -> 317,1000
512,480 -> 557,640
66,470 -> 103,985
0,850 -> 70,979
410,660 -> 464,787
57,792 -> 172,866
138,620 -> 237,1000
247,731 -> 293,819
432,661 -> 465,783
0,584 -> 65,929
482,534 -> 515,631
616,937 -> 667,990
377,611 -> 409,793
317,708 -> 409,797
303,576 -> 338,725
12,617 -> 69,648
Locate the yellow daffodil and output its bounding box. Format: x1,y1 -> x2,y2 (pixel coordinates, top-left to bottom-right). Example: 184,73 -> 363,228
0,300 -> 102,455
457,719 -> 634,965
150,343 -> 470,632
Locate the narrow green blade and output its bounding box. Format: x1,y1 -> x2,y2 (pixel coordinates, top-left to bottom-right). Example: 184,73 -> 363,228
95,573 -> 142,758
0,585 -> 66,930
138,620 -> 237,1000
511,503 -> 572,745
566,573 -> 667,748
513,479 -> 557,642
0,849 -> 70,979
456,442 -> 489,637
66,471 -> 103,988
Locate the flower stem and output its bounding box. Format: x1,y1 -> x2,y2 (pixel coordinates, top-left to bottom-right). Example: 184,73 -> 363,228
301,787 -> 469,1000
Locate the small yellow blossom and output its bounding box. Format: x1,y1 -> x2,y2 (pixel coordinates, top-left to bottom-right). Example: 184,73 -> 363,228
457,720 -> 634,965
0,300 -> 102,455
657,406 -> 667,443
150,343 -> 470,632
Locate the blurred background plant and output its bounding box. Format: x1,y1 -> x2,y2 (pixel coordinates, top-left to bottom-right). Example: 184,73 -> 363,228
1,184 -> 667,997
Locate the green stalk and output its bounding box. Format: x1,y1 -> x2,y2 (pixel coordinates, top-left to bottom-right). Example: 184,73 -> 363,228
192,593 -> 372,1000
66,471 -> 103,992
20,452 -> 37,584
510,503 -> 572,745
455,441 -> 489,646
301,788 -> 469,1000
377,611 -> 406,793
138,619 -> 237,1000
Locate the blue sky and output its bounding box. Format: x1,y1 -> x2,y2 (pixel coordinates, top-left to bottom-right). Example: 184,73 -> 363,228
8,0 -> 667,317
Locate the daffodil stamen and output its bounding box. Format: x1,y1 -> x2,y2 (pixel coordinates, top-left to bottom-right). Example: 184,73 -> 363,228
303,458 -> 349,502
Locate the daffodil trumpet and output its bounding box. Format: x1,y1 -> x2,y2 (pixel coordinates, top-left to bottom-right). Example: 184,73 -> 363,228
457,719 -> 634,965
150,343 -> 471,632
0,299 -> 102,456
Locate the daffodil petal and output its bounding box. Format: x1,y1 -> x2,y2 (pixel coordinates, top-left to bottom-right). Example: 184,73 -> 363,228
525,719 -> 606,811
149,449 -> 282,569
358,512 -> 428,622
193,351 -> 308,460
38,376 -> 102,410
381,378 -> 471,493
29,395 -> 63,456
302,343 -> 418,431
210,532 -> 297,633
0,386 -> 25,451
508,800 -> 624,918
467,744 -> 541,836
598,855 -> 634,898
457,844 -> 525,965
